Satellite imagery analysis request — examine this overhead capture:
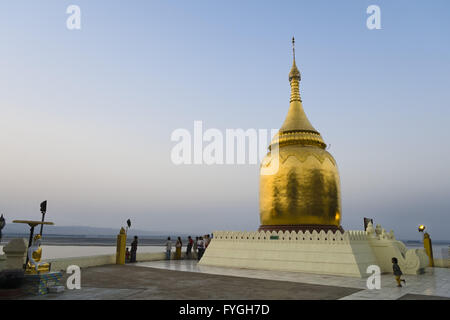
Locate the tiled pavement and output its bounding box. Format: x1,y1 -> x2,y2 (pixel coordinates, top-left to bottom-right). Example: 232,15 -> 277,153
22,264 -> 361,300
134,260 -> 450,300
18,260 -> 450,300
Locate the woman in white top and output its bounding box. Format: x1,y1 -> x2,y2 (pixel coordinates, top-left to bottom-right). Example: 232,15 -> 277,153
197,236 -> 205,261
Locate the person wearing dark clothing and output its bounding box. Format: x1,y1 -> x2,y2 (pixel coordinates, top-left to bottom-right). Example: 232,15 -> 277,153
392,257 -> 406,287
193,237 -> 199,260
125,247 -> 130,263
0,214 -> 5,242
175,237 -> 182,260
166,237 -> 172,260
186,236 -> 194,259
130,236 -> 138,263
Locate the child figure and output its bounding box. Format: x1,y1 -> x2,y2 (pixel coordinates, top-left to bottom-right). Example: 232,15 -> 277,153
392,257 -> 406,287
125,247 -> 130,263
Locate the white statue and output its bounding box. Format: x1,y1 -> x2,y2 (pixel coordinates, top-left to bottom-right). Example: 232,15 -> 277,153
375,224 -> 382,237
389,230 -> 395,240
366,222 -> 375,237
26,234 -> 50,273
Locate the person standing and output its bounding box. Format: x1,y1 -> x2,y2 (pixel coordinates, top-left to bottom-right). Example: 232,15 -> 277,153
186,236 -> 193,259
176,237 -> 182,260
0,214 -> 5,243
197,236 -> 205,261
166,237 -> 172,260
193,237 -> 199,260
130,236 -> 138,263
205,234 -> 211,248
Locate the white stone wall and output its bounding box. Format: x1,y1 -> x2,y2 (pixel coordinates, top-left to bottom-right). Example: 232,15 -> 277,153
0,247 -> 168,272
48,251 -> 167,271
365,223 -> 429,274
200,230 -> 379,277
200,228 -> 429,277
434,258 -> 449,268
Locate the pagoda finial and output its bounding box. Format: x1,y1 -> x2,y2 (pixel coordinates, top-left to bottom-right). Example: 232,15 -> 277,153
289,36 -> 300,83
292,36 -> 296,63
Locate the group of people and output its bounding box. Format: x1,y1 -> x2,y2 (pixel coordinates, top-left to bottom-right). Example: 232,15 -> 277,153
165,234 -> 211,261
124,234 -> 212,263
125,236 -> 138,263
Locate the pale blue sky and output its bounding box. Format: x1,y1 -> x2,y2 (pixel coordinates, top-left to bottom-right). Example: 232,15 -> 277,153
0,1 -> 449,239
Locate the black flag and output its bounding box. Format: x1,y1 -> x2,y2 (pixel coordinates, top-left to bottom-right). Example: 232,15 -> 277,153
40,200 -> 48,235
40,201 -> 47,214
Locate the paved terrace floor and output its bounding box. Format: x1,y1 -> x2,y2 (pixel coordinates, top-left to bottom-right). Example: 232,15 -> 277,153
23,260 -> 450,300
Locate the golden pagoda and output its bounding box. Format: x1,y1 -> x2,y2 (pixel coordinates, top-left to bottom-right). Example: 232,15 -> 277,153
259,37 -> 343,233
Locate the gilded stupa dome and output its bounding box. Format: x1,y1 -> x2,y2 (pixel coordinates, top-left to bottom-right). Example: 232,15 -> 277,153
259,37 -> 342,233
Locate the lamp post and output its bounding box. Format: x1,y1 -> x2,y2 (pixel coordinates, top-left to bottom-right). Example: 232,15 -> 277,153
418,225 -> 434,267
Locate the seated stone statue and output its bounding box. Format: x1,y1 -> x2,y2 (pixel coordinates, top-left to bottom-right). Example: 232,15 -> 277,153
25,234 -> 50,274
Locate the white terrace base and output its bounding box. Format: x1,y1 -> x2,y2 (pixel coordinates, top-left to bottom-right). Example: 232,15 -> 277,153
199,224 -> 428,278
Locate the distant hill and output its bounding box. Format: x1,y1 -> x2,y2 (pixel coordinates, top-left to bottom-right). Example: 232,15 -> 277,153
2,223 -> 184,237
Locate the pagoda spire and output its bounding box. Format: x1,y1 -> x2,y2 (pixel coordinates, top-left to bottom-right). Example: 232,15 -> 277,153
279,37 -> 318,134
289,37 -> 301,103
292,36 -> 296,64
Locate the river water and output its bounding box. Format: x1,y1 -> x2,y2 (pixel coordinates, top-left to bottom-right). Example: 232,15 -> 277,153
0,238 -> 448,260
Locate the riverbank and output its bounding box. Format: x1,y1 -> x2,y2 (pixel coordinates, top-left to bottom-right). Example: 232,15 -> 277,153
0,245 -> 166,260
